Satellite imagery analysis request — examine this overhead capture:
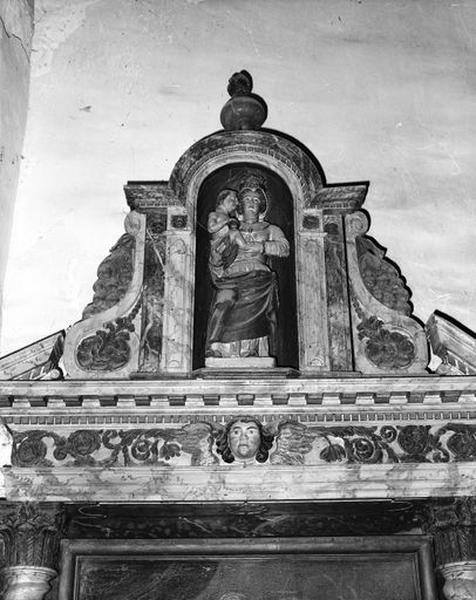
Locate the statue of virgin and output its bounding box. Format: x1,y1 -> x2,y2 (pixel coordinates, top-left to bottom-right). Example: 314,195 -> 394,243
205,174 -> 289,363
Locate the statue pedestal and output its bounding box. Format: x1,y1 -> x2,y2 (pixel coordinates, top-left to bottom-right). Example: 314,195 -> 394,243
205,357 -> 276,369
199,357 -> 298,379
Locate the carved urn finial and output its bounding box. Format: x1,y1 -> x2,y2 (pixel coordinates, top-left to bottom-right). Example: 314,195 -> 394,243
220,70 -> 268,131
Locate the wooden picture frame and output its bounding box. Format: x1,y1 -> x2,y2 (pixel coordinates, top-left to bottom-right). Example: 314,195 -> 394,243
59,536 -> 437,600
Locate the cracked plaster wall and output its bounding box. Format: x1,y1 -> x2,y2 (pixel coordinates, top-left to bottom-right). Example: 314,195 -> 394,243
0,0 -> 33,341
0,0 -> 475,354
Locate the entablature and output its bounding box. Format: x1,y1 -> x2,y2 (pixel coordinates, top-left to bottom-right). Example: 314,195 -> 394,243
0,375 -> 474,412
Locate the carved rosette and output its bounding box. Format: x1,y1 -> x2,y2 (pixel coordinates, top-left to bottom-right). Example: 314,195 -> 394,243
62,211 -> 146,379
345,211 -> 429,374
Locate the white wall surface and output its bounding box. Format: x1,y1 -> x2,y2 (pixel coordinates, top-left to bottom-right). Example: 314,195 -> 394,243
0,0 -> 33,341
1,0 -> 475,354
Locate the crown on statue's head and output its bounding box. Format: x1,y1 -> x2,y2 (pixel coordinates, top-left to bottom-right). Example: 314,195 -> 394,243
237,171 -> 267,195
237,171 -> 268,215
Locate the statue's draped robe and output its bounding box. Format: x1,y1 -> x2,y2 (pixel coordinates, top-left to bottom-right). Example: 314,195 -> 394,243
206,222 -> 289,358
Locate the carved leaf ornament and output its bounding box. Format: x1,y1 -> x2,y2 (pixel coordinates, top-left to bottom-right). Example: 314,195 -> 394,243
11,421 -> 475,468
356,236 -> 412,315
82,233 -> 135,319
76,302 -> 141,371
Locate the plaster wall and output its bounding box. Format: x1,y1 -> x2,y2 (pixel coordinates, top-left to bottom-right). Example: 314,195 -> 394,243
0,0 -> 475,354
0,0 -> 33,342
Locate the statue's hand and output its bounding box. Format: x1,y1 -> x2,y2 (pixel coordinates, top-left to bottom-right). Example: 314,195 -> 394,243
228,217 -> 240,230
244,241 -> 265,253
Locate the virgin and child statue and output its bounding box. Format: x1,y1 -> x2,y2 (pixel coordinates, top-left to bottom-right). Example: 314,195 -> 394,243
205,174 -> 290,365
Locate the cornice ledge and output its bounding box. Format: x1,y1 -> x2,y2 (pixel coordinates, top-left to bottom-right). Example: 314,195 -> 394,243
0,375 -> 474,411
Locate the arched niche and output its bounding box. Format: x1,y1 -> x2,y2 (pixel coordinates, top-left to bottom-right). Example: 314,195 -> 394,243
192,163 -> 299,370
161,130 -> 328,376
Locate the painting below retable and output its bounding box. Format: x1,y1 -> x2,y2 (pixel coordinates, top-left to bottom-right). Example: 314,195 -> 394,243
75,554 -> 423,600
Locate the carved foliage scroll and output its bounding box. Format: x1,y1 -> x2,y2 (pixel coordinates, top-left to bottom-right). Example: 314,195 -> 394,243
12,424 -> 218,468
76,302 -> 141,371
345,211 -> 428,374
82,234 -> 135,319
356,236 -> 412,316
11,421 -> 476,468
62,211 -> 146,379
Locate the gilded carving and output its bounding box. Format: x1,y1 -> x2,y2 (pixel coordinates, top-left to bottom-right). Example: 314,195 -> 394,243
82,233 -> 135,320
424,498 -> 476,566
356,236 -> 412,316
270,422 -> 314,465
76,302 -> 141,371
215,417 -> 274,464
357,315 -> 416,369
10,422 -> 476,467
0,503 -> 64,569
12,424 -> 218,468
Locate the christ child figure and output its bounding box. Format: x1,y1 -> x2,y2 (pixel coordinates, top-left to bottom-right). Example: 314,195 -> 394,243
208,189 -> 246,278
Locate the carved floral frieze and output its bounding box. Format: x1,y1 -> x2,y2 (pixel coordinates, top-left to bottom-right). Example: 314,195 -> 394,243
10,421 -> 476,468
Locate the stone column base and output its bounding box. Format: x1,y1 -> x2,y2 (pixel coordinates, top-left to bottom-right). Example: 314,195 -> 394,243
0,566 -> 57,600
441,561 -> 476,600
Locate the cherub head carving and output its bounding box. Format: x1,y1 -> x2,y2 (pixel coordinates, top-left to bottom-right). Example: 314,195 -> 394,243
216,417 -> 274,464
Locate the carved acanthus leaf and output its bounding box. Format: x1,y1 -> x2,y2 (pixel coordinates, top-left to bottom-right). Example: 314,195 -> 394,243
423,497 -> 476,565
356,235 -> 412,315
0,503 -> 64,568
82,233 -> 135,319
76,301 -> 141,371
